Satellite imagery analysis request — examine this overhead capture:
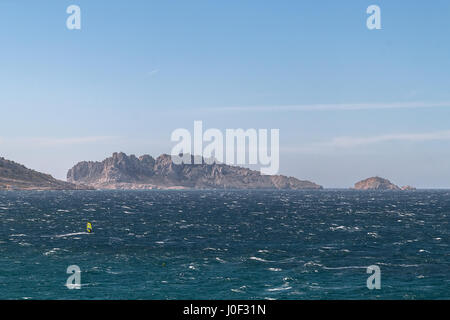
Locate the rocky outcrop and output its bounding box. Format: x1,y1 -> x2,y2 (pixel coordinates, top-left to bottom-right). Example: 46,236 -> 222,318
67,152 -> 323,190
0,157 -> 91,190
401,185 -> 416,191
354,177 -> 403,191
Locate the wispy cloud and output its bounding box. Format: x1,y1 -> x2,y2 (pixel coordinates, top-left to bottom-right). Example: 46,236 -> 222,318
147,69 -> 159,77
327,130 -> 450,148
286,130 -> 450,154
0,136 -> 118,147
204,101 -> 450,112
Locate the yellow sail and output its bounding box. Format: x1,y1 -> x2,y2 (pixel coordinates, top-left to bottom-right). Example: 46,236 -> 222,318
87,222 -> 93,233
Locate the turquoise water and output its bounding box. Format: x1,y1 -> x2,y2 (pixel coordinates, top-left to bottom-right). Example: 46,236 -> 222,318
0,190 -> 448,299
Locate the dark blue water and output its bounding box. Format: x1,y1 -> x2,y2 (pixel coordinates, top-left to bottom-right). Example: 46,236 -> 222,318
0,190 -> 448,299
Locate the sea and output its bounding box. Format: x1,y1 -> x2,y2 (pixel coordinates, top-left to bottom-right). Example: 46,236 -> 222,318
0,190 -> 448,300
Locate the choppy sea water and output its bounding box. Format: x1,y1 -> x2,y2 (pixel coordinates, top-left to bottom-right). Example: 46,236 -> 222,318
0,190 -> 448,300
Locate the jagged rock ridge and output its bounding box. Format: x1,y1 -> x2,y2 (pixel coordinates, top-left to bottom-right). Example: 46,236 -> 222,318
0,157 -> 90,190
67,152 -> 323,190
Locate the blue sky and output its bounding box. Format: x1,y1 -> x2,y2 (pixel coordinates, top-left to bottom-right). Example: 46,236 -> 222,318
1,0 -> 450,187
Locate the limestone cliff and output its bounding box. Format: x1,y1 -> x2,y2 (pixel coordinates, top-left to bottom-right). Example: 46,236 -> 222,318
67,152 -> 323,190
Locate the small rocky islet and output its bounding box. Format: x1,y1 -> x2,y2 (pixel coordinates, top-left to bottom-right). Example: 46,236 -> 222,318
353,176 -> 416,191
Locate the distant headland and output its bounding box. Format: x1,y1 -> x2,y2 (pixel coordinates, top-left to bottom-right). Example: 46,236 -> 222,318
0,157 -> 91,191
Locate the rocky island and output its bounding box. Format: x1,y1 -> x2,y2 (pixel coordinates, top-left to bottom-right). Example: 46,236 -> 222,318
2,154 -> 419,192
67,152 -> 323,190
354,176 -> 416,191
0,157 -> 90,190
